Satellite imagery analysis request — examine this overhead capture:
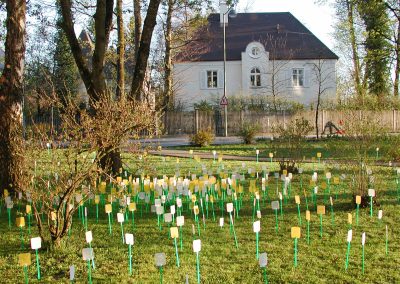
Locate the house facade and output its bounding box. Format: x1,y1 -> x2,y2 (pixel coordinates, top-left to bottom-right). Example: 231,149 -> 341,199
173,11 -> 338,110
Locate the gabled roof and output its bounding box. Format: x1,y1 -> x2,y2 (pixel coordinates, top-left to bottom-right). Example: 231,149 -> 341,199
175,12 -> 338,62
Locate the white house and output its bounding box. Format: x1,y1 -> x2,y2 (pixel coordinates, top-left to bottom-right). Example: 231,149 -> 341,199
173,8 -> 338,110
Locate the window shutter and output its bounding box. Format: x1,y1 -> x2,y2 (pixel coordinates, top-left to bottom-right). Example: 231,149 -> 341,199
218,70 -> 224,89
200,70 -> 206,89
304,69 -> 310,87
286,70 -> 292,88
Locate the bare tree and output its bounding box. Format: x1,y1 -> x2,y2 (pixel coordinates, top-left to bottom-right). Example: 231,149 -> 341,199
310,58 -> 336,138
116,0 -> 125,99
0,0 -> 27,194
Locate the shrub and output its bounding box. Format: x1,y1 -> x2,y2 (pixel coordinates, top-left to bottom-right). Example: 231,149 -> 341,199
190,128 -> 214,146
238,123 -> 261,144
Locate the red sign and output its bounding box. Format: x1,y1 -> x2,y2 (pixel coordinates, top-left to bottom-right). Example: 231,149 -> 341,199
220,96 -> 228,106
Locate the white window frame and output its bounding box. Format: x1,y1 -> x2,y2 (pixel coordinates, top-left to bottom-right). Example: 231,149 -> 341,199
250,67 -> 261,87
292,68 -> 304,87
206,70 -> 218,89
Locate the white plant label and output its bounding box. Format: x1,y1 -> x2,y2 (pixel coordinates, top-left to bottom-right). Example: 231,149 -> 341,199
259,252 -> 268,268
176,198 -> 182,208
219,217 -> 224,227
164,213 -> 172,223
82,248 -> 94,261
155,253 -> 166,267
226,203 -> 233,213
117,213 -> 124,223
378,210 -> 383,220
125,233 -> 134,245
31,237 -> 42,250
69,265 -> 75,281
156,206 -> 164,215
85,231 -> 93,243
271,201 -> 279,210
193,239 -> 201,253
347,229 -> 353,243
170,205 -> 176,215
177,216 -> 185,227
362,232 -> 366,246
368,189 -> 375,197
253,220 -> 260,233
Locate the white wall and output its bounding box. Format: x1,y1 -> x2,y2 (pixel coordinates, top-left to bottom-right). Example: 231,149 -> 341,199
173,58 -> 337,110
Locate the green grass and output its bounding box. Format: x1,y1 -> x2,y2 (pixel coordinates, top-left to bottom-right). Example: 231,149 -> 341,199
1,157 -> 400,283
170,137 -> 398,161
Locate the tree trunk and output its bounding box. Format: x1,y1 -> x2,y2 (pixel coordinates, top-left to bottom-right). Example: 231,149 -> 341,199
60,0 -> 121,175
116,0 -> 125,99
394,21 -> 400,98
346,0 -> 363,100
130,0 -> 162,101
133,0 -> 142,61
0,0 -> 26,195
163,0 -> 174,109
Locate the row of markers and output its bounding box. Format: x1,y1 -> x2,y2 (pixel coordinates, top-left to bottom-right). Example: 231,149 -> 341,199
7,168 -> 394,283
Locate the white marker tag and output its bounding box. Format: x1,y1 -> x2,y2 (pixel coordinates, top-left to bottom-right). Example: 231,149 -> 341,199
257,210 -> 261,219
326,172 -> 331,179
219,217 -> 224,227
253,220 -> 260,233
85,231 -> 93,243
368,189 -> 375,197
155,199 -> 161,206
69,265 -> 75,280
193,239 -> 201,253
347,229 -> 353,243
176,198 -> 182,208
259,252 -> 268,267
155,253 -> 166,267
170,205 -> 176,215
177,216 -> 185,227
82,248 -> 94,261
226,203 -> 233,213
125,233 -> 134,245
164,213 -> 172,223
271,201 -> 279,210
31,237 -> 42,250
117,213 -> 124,223
156,206 -> 164,215
362,232 -> 366,246
378,210 -> 383,220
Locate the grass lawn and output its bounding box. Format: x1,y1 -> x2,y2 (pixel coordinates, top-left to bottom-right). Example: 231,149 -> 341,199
170,137 -> 398,162
1,155 -> 400,283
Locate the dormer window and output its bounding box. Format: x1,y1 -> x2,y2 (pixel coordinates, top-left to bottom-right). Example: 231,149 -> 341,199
251,47 -> 260,57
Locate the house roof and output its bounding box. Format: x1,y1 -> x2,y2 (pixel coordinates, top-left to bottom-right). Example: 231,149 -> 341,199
175,12 -> 338,62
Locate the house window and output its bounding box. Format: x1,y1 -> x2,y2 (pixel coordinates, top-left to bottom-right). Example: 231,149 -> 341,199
250,67 -> 261,87
292,68 -> 304,87
251,47 -> 260,57
207,70 -> 218,88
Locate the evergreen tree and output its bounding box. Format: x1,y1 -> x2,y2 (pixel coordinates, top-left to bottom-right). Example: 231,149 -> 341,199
53,3 -> 79,105
358,0 -> 391,96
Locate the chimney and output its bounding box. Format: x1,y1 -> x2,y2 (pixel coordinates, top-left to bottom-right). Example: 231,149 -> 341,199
220,1 -> 228,26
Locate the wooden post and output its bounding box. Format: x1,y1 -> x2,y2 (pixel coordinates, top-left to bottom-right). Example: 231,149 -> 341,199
195,109 -> 199,134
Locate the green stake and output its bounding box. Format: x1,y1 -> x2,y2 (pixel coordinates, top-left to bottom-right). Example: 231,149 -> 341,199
317,205 -> 325,238
7,208 -> 11,229
159,266 -> 163,284
319,214 -> 323,238
294,238 -> 298,267
174,237 -> 180,267
254,220 -> 260,259
128,244 -> 132,275
196,252 -> 200,284
295,196 -> 302,225
87,260 -> 92,284
330,197 -> 334,225
356,200 -> 360,226
385,225 -> 388,255
108,213 -> 112,235
361,232 -> 365,274
23,265 -> 28,284
263,267 -> 268,284
345,230 -> 352,270
368,189 -> 375,217
35,249 -> 41,280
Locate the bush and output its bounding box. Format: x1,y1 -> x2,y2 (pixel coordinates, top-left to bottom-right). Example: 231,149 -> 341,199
238,123 -> 260,144
190,128 -> 214,146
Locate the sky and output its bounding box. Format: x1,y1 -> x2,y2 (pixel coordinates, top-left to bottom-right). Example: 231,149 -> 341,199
236,0 -> 335,49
